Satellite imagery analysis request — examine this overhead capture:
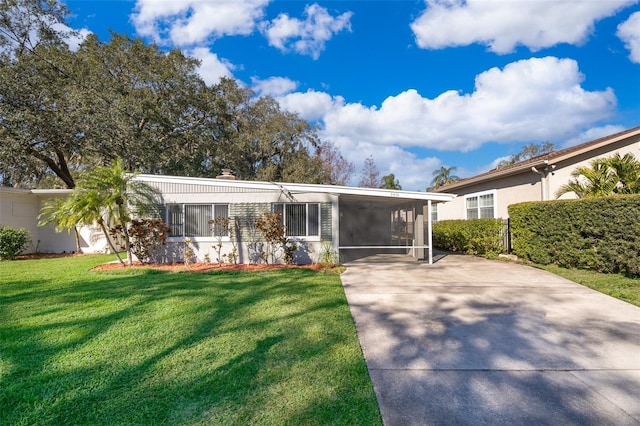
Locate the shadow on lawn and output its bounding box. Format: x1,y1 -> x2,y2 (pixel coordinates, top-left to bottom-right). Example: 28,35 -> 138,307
1,265 -> 381,425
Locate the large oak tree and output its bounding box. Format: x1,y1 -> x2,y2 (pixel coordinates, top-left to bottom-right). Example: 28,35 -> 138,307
1,0 -> 348,188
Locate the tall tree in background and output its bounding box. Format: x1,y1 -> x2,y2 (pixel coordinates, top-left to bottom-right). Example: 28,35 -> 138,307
358,155 -> 381,188
497,142 -> 556,168
429,166 -> 459,190
0,0 -> 83,187
315,140 -> 355,185
0,0 -> 71,55
0,0 -> 349,188
380,174 -> 401,190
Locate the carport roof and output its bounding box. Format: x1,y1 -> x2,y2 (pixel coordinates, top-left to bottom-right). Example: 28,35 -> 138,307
135,174 -> 456,203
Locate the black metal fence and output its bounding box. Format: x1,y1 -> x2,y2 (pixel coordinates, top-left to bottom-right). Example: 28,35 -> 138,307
501,218 -> 511,253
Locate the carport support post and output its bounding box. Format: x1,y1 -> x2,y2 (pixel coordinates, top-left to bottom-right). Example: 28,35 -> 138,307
414,203 -> 425,261
427,200 -> 433,264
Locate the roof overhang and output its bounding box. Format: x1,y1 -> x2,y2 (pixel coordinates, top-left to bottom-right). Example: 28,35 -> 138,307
30,189 -> 73,195
434,125 -> 640,193
433,159 -> 549,192
0,187 -> 72,195
135,174 -> 456,203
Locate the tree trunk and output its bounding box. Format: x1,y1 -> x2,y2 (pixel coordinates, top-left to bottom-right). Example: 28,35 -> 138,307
73,226 -> 83,254
98,219 -> 125,265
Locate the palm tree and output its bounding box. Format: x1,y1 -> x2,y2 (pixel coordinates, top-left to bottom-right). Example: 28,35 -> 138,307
555,158 -> 618,198
380,174 -> 402,190
39,159 -> 162,265
429,166 -> 459,190
38,196 -> 84,254
607,153 -> 640,194
79,159 -> 163,265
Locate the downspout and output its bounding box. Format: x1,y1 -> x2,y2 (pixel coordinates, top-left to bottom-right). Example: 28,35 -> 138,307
531,164 -> 547,201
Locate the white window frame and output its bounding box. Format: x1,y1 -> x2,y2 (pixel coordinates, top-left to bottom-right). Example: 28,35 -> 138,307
272,203 -> 321,240
464,190 -> 497,219
165,203 -> 230,240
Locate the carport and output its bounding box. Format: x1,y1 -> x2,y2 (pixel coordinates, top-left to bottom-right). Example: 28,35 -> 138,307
335,189 -> 454,264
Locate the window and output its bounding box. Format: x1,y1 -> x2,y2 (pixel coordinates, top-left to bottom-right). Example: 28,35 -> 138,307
431,203 -> 438,223
465,192 -> 495,219
273,203 -> 320,237
165,204 -> 229,237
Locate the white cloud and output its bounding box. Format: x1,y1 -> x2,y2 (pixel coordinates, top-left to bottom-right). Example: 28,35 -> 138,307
252,76 -> 298,97
261,3 -> 352,59
562,125 -> 627,148
321,57 -> 615,152
326,139 -> 442,191
272,56 -> 617,189
411,0 -> 637,53
277,90 -> 343,122
188,47 -> 235,85
132,0 -> 269,46
617,11 -> 640,63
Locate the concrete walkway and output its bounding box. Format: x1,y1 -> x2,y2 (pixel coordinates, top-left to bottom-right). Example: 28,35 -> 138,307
341,253 -> 640,425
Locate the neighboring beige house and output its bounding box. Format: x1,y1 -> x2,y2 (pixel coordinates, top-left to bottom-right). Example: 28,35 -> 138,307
0,187 -> 111,254
432,126 -> 640,221
0,174 -> 455,264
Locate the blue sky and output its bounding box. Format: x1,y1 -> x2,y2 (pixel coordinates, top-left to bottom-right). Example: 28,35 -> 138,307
64,0 -> 640,190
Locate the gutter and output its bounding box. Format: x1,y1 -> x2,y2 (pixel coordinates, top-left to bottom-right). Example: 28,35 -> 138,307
435,159 -> 549,192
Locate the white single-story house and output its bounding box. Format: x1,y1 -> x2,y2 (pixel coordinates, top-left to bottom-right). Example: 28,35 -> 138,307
433,125 -> 640,221
0,173 -> 455,264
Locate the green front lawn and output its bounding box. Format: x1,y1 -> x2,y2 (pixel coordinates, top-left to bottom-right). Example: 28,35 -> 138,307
541,264 -> 640,307
0,255 -> 381,425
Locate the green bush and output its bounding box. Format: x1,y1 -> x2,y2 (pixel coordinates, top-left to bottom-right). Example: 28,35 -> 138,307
509,195 -> 640,276
0,225 -> 31,260
433,218 -> 506,256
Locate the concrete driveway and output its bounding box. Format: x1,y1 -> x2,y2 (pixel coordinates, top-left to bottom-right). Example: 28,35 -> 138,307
341,252 -> 640,425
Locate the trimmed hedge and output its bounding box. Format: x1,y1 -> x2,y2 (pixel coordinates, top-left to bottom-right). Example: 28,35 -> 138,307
433,218 -> 506,256
508,195 -> 640,276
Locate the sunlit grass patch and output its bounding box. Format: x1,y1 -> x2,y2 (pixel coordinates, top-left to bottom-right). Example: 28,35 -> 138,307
0,255 -> 381,425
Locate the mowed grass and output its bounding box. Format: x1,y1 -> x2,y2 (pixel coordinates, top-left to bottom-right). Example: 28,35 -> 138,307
0,255 -> 382,425
541,264 -> 640,307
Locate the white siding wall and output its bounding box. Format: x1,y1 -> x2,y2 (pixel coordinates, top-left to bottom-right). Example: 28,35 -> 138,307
0,190 -> 76,254
146,181 -> 340,264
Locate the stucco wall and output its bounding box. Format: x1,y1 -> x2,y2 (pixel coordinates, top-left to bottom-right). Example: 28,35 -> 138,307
549,136 -> 640,200
438,132 -> 640,220
437,172 -> 541,220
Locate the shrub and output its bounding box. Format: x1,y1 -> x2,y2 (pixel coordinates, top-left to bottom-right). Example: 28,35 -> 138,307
433,219 -> 506,256
0,226 -> 31,260
509,195 -> 640,276
127,219 -> 171,264
255,212 -> 297,264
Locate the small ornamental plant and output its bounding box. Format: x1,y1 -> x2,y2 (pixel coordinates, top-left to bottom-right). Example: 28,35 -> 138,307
127,219 -> 171,264
183,238 -> 194,268
255,212 -> 297,264
0,226 -> 31,260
